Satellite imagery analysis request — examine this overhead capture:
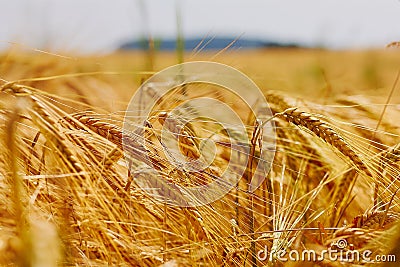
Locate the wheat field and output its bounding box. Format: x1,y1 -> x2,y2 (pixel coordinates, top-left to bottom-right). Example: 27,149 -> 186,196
0,48 -> 400,266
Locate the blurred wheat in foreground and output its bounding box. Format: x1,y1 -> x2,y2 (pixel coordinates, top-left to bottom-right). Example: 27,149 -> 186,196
0,50 -> 400,267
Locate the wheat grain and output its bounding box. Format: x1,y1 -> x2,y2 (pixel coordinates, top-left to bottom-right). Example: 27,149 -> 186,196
383,144 -> 400,165
66,112 -> 208,192
386,41 -> 400,49
32,112 -> 84,173
102,146 -> 124,169
331,169 -> 358,226
157,111 -> 201,160
351,211 -> 399,229
2,83 -> 84,173
67,113 -> 123,147
65,132 -> 124,190
64,113 -> 163,172
183,208 -> 210,241
66,113 -> 166,168
65,113 -> 193,194
277,107 -> 372,176
265,91 -> 292,112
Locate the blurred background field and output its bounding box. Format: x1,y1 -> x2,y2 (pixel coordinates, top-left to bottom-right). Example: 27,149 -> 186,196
2,48 -> 400,106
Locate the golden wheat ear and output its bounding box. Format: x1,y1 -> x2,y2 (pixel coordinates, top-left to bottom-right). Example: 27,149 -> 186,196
2,83 -> 84,174
382,144 -> 400,166
276,107 -> 371,177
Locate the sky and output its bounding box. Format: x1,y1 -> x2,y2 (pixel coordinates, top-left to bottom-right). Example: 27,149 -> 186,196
1,0 -> 400,53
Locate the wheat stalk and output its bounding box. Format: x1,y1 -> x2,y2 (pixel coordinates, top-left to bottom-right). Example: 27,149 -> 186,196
245,119 -> 263,267
4,103 -> 33,266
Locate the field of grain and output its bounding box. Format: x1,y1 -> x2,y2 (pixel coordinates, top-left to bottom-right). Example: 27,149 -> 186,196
1,48 -> 400,266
